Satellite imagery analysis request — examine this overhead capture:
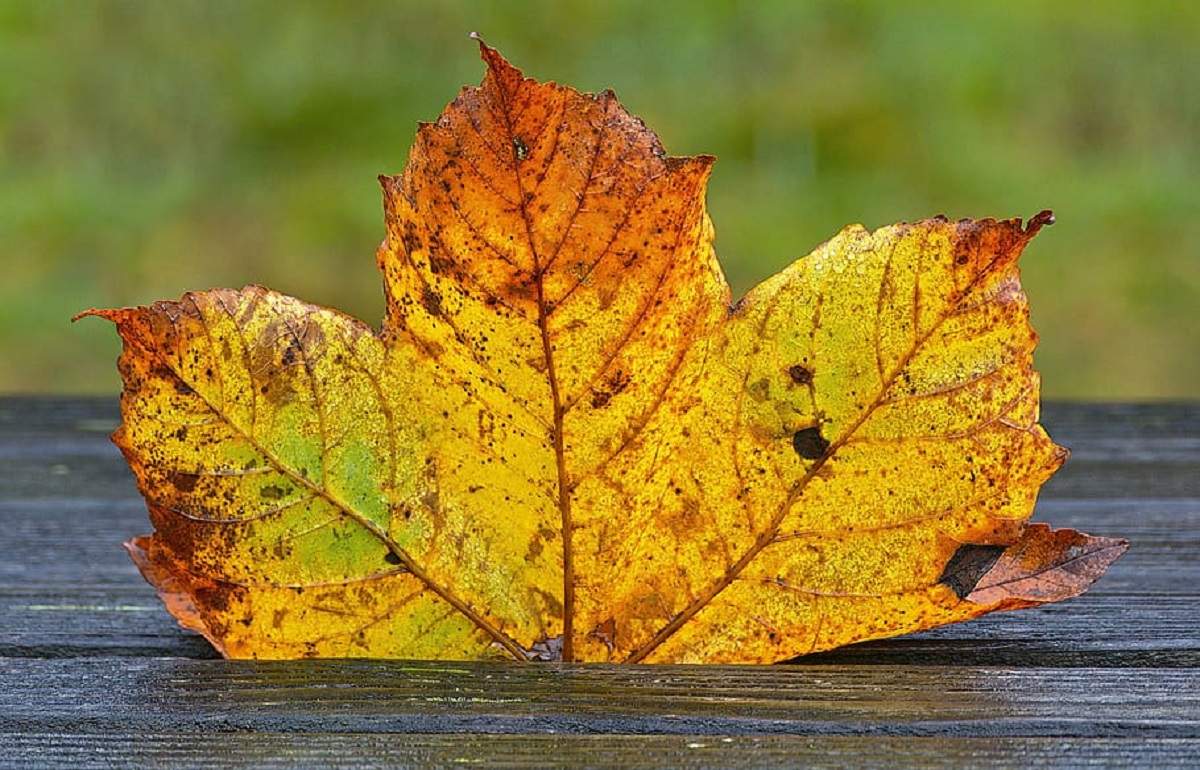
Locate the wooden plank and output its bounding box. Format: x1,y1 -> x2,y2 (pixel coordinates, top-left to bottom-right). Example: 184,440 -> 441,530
1039,402 -> 1200,499
4,733 -> 1198,769
2,658 -> 1197,737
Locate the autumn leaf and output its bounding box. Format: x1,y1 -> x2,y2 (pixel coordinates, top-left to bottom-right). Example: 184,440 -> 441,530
78,38 -> 1126,663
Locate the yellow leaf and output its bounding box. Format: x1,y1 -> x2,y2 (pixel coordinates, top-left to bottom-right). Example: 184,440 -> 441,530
79,39 -> 1125,663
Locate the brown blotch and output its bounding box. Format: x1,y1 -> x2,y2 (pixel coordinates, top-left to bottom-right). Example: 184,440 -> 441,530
259,484 -> 288,501
591,368 -> 631,408
501,270 -> 538,303
193,582 -> 235,617
787,364 -> 813,385
525,353 -> 548,373
169,470 -> 199,494
512,135 -> 530,162
747,377 -> 771,402
535,587 -> 564,620
281,338 -> 302,367
421,286 -> 443,317
428,252 -> 456,276
399,227 -> 421,256
938,543 -> 1006,600
792,427 -> 829,460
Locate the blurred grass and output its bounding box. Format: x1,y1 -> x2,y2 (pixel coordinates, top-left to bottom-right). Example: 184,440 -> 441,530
1,0 -> 1197,397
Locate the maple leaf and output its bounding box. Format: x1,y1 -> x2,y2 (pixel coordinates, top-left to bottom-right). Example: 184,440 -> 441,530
78,38 -> 1127,663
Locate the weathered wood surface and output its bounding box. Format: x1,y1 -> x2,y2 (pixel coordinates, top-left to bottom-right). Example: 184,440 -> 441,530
1,398 -> 1197,767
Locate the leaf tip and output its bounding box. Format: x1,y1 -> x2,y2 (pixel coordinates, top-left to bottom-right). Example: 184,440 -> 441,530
71,308 -> 110,324
1025,209 -> 1055,236
471,32 -> 510,74
468,31 -> 489,57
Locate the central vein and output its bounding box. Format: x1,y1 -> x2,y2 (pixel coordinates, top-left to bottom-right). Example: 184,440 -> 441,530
535,271 -> 574,661
495,107 -> 576,661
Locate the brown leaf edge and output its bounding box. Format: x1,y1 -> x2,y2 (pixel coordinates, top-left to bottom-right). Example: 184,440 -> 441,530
125,535 -> 228,656
943,524 -> 1129,610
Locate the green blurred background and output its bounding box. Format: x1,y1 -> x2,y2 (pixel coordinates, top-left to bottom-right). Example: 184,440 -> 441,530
2,1 -> 1197,397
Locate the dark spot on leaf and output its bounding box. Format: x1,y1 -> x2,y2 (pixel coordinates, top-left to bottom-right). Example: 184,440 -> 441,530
591,368 -> 631,408
169,470 -> 198,494
788,364 -> 813,385
939,543 -> 1006,600
422,287 -> 443,317
193,584 -> 233,616
428,252 -> 455,276
792,427 -> 829,460
281,339 -> 302,367
384,551 -> 402,566
513,136 -> 529,161
501,269 -> 538,303
260,484 -> 288,501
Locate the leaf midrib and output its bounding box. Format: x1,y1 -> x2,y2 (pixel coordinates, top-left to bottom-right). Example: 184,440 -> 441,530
488,68 -> 578,662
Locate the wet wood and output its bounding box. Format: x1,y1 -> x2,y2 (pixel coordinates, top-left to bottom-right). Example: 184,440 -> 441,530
1,398 -> 1198,767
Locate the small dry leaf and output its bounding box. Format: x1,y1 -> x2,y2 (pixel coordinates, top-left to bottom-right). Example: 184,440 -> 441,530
79,38 -> 1126,663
